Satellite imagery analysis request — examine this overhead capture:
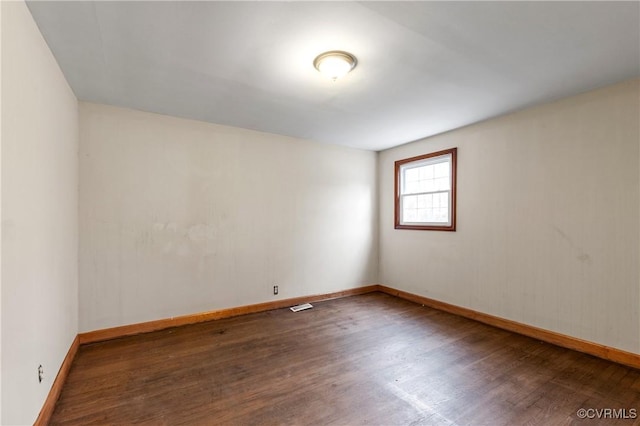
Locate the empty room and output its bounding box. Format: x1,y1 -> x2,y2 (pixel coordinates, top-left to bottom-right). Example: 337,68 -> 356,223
2,1 -> 640,425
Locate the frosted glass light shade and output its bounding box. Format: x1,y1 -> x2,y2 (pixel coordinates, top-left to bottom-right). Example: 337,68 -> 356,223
313,51 -> 357,80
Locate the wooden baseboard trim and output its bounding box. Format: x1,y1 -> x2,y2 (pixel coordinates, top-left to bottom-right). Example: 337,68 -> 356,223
34,335 -> 79,426
79,285 -> 379,345
376,285 -> 640,370
40,286 -> 637,423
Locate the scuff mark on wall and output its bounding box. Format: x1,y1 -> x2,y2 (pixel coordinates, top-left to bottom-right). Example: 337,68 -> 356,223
576,252 -> 593,265
551,225 -> 593,265
146,222 -> 219,256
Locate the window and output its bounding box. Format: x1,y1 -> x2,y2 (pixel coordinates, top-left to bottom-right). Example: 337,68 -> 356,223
395,148 -> 457,231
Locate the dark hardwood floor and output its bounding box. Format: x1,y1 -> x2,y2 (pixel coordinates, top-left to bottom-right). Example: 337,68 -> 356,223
51,292 -> 640,425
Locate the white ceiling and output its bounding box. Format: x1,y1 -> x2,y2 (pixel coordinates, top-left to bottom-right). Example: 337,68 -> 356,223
27,1 -> 640,151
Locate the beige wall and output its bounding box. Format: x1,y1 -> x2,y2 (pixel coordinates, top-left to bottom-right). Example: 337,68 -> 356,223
1,2 -> 79,424
79,103 -> 378,332
1,3 -> 4,421
379,79 -> 640,353
0,3 -> 3,421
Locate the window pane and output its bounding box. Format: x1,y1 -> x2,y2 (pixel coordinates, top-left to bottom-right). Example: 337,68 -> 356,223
405,181 -> 419,194
404,195 -> 417,209
434,161 -> 449,178
422,165 -> 434,180
402,192 -> 450,224
405,167 -> 419,182
421,176 -> 435,193
434,176 -> 449,191
417,208 -> 429,222
401,162 -> 449,195
403,201 -> 418,222
440,192 -> 449,207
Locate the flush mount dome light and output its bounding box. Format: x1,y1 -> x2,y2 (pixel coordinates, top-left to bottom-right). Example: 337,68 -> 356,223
313,50 -> 357,81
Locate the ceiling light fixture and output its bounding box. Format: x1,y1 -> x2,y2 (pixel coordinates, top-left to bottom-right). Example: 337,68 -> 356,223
313,50 -> 357,81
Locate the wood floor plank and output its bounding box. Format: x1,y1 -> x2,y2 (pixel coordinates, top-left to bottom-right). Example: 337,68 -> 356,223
50,293 -> 640,425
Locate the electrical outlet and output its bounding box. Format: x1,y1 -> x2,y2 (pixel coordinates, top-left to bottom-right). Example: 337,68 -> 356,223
38,365 -> 44,383
273,285 -> 278,295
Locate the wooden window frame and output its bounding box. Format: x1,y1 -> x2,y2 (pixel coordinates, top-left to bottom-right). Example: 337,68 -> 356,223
394,147 -> 457,231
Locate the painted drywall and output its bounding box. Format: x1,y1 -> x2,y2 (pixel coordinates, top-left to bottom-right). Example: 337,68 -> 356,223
0,2 -> 3,421
79,103 -> 378,332
379,79 -> 640,353
1,1 -> 79,424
